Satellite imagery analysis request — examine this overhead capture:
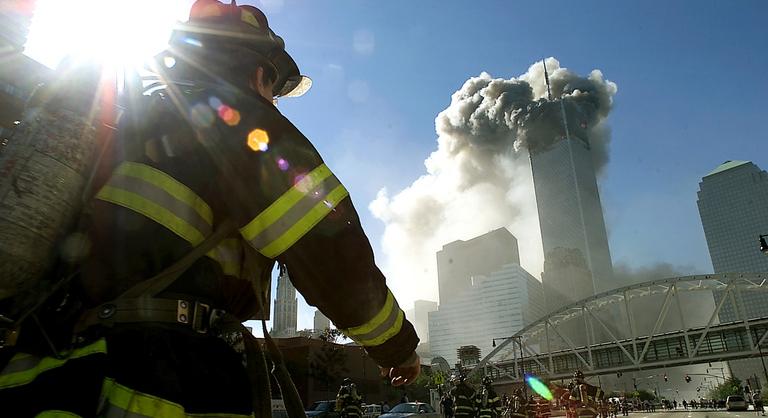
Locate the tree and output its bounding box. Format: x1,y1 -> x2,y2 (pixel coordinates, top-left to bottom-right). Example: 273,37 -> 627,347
309,336 -> 350,398
707,377 -> 742,401
630,389 -> 656,401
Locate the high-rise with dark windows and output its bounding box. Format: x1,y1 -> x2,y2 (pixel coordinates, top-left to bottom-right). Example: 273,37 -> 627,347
697,160 -> 768,388
530,132 -> 614,309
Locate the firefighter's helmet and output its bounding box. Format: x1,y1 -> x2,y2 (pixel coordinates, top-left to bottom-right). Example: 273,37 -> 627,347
169,0 -> 311,98
482,376 -> 493,386
342,378 -> 353,386
573,370 -> 585,380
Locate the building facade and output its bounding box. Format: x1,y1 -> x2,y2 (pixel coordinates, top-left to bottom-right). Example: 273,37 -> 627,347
529,125 -> 614,300
313,309 -> 330,332
428,263 -> 546,367
273,266 -> 298,337
0,0 -> 51,143
407,300 -> 437,343
436,227 -> 520,305
697,160 -> 768,387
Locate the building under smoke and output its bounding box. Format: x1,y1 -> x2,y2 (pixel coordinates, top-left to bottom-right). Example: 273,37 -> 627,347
527,100 -> 615,309
370,58 -> 618,310
429,253 -> 545,366
272,265 -> 298,338
436,227 -> 519,305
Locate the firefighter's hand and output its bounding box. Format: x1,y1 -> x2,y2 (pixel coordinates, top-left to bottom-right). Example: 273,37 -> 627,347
380,352 -> 420,386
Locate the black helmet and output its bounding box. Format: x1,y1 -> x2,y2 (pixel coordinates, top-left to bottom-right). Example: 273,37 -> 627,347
482,376 -> 493,386
168,0 -> 311,98
343,378 -> 353,385
573,370 -> 584,380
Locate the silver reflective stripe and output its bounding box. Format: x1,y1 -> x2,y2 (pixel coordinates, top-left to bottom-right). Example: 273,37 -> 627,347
245,174 -> 342,250
349,300 -> 401,343
1,355 -> 41,375
103,404 -> 153,418
107,173 -> 212,241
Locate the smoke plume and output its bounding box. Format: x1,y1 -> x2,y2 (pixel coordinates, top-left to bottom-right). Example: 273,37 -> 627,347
369,58 -> 618,308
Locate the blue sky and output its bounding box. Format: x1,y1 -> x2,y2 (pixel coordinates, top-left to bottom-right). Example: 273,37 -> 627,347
25,1 -> 768,332
261,0 -> 768,330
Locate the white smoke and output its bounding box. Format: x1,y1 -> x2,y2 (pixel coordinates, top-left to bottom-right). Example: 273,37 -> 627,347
370,58 -> 618,308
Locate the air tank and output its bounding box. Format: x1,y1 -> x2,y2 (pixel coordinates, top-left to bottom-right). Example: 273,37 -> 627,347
0,60 -> 104,300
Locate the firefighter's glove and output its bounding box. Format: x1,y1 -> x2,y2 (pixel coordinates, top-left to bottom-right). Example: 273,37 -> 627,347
380,351 -> 420,387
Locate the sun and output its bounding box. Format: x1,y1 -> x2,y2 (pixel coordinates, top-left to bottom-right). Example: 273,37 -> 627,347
24,0 -> 191,70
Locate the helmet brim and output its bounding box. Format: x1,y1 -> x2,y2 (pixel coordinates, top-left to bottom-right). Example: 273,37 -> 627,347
271,48 -> 311,97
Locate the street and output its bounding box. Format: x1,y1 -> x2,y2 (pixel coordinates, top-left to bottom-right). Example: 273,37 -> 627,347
628,411 -> 765,418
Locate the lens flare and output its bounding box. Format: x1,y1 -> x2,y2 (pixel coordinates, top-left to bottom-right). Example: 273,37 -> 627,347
217,104 -> 241,126
525,375 -> 553,400
247,129 -> 270,152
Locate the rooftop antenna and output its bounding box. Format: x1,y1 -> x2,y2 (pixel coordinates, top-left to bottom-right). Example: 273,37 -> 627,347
542,58 -> 553,101
542,58 -> 571,141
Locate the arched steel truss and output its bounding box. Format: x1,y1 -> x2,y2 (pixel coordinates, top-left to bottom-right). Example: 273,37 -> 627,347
470,273 -> 768,383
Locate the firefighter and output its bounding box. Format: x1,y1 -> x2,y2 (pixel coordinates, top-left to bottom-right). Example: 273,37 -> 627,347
475,376 -> 502,418
336,378 -> 363,418
510,388 -> 529,418
451,373 -> 477,418
0,0 -> 420,416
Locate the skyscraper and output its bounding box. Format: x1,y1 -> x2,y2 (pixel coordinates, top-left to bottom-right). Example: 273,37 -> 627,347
313,309 -> 330,331
273,265 -> 298,337
409,300 -> 437,343
697,160 -> 768,387
429,262 -> 545,366
529,127 -> 614,304
436,227 -> 519,305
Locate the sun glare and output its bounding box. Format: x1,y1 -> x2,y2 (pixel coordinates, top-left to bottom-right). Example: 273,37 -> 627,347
24,0 -> 190,70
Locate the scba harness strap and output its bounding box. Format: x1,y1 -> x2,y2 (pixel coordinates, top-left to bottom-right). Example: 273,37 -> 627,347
76,297 -> 227,335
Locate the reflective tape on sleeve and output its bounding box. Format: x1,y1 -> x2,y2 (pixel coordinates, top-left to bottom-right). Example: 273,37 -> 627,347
240,163 -> 349,258
339,290 -> 405,347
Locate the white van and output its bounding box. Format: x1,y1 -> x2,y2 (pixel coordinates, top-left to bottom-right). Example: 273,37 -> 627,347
363,403 -> 382,418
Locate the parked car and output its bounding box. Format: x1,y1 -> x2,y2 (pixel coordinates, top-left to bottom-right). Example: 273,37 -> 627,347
379,402 -> 440,417
726,395 -> 748,411
363,403 -> 383,418
306,400 -> 341,417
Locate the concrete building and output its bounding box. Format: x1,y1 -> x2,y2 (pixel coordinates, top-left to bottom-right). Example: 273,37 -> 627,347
429,263 -> 546,366
529,119 -> 614,301
436,227 -> 519,305
313,309 -> 330,331
697,160 -> 768,387
0,0 -> 52,143
272,266 -> 298,337
407,300 -> 437,343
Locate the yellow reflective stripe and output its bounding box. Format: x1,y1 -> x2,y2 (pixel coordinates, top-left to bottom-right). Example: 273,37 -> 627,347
100,378 -> 254,418
340,290 -> 405,347
258,183 -> 348,258
241,164 -> 333,241
116,162 -> 212,224
97,186 -> 206,246
35,411 -> 83,417
0,339 -> 107,389
343,290 -> 395,336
